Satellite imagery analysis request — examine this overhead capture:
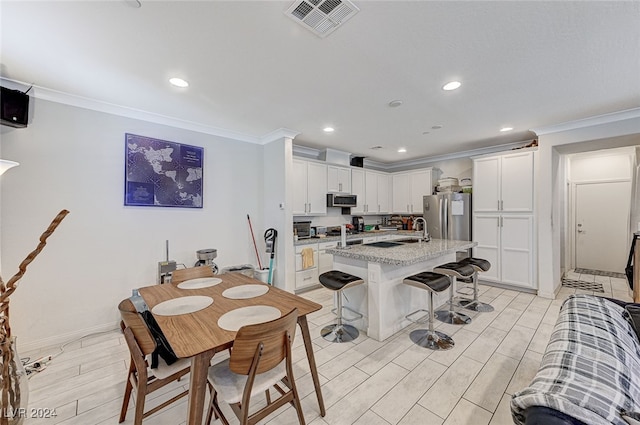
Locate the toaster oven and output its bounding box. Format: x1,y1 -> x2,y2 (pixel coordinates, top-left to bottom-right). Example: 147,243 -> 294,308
293,221 -> 312,239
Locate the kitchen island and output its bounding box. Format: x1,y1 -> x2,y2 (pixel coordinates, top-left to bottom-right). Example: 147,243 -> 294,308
325,238 -> 477,341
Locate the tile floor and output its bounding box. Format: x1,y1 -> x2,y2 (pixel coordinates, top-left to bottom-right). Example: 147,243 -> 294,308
21,272 -> 634,425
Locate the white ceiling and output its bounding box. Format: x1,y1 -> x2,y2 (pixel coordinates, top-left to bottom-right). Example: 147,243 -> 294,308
1,1 -> 639,163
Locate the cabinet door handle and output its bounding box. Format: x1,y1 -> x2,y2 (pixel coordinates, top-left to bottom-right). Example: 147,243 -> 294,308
407,204 -> 410,212
339,183 -> 342,191
308,203 -> 311,212
498,200 -> 500,211
500,200 -> 504,210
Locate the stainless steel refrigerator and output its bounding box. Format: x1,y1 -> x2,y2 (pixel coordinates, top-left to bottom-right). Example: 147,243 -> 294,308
423,193 -> 472,258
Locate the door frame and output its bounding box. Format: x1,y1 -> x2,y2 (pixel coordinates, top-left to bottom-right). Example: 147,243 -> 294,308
568,177 -> 631,271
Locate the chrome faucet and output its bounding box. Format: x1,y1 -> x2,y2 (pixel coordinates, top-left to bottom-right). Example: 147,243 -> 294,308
413,217 -> 430,242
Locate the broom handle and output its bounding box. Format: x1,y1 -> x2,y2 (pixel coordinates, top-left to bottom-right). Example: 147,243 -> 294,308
247,214 -> 263,270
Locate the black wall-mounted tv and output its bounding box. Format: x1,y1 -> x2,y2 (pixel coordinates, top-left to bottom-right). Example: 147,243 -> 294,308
1,86 -> 29,128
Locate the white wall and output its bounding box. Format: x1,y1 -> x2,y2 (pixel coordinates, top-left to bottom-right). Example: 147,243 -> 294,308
535,111 -> 640,298
0,99 -> 264,350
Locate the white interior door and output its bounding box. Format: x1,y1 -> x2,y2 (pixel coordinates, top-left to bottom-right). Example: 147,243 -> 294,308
575,181 -> 630,273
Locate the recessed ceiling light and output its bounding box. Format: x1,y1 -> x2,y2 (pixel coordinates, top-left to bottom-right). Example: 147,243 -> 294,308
431,125 -> 443,130
370,146 -> 383,150
388,100 -> 403,108
422,131 -> 430,135
397,147 -> 407,153
169,77 -> 189,88
323,127 -> 334,133
500,127 -> 514,132
442,81 -> 461,91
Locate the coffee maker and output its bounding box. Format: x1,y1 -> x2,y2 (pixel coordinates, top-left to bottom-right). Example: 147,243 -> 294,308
352,216 -> 364,233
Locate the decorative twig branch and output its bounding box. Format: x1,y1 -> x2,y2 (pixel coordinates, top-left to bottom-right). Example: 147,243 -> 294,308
0,209 -> 69,425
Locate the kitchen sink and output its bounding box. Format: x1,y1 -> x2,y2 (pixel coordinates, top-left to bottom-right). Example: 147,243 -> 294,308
395,238 -> 422,243
364,241 -> 404,248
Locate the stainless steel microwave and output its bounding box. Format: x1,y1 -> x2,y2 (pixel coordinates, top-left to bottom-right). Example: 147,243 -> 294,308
326,193 -> 357,207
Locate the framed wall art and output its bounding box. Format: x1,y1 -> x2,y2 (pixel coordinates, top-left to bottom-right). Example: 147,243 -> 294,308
124,133 -> 203,208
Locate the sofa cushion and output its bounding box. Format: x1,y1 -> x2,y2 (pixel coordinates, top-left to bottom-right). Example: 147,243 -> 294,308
511,295 -> 640,425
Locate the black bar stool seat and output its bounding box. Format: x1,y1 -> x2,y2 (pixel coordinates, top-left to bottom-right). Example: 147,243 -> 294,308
457,257 -> 494,312
319,270 -> 364,343
403,271 -> 454,351
432,262 -> 475,325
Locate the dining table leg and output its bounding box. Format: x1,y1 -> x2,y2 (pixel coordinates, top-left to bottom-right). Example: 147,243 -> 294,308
186,348 -> 216,425
297,315 -> 326,417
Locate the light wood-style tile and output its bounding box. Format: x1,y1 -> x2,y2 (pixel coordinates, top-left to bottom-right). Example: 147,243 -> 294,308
22,273 -> 628,425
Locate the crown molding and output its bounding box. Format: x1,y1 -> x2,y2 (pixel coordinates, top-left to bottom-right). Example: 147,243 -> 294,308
532,108 -> 640,136
0,77 -> 260,144
292,140 -> 531,171
260,128 -> 300,144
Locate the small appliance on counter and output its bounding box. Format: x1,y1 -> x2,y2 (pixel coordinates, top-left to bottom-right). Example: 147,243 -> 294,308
293,221 -> 312,239
158,240 -> 177,284
194,248 -> 219,274
327,226 -> 353,236
352,216 -> 364,233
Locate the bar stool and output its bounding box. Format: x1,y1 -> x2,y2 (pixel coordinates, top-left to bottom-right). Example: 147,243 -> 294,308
403,271 -> 454,350
433,262 -> 475,325
457,257 -> 494,312
319,270 -> 364,343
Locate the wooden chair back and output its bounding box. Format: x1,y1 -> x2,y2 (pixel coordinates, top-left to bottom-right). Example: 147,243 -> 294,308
229,308 -> 298,375
118,298 -> 156,356
171,266 -> 215,284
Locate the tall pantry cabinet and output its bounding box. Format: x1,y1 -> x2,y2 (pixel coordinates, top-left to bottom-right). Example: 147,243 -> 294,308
472,149 -> 536,289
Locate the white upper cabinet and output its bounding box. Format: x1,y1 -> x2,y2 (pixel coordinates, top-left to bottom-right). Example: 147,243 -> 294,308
351,168 -> 366,214
293,159 -> 328,216
376,172 -> 390,214
350,169 -> 389,214
327,165 -> 352,193
473,150 -> 534,213
392,173 -> 410,213
392,168 -> 433,214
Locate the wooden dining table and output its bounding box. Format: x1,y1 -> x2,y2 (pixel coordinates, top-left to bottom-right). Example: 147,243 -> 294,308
139,271 -> 326,425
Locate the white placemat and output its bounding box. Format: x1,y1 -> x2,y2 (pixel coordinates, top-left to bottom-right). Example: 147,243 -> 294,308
222,284 -> 269,300
217,305 -> 281,332
177,277 -> 222,289
151,296 -> 213,316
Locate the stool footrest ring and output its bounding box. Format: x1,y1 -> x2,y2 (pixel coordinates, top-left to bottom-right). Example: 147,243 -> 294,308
330,305 -> 363,322
405,309 -> 430,325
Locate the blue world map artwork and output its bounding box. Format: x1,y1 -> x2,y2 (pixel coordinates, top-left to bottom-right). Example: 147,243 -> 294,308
125,133 -> 203,208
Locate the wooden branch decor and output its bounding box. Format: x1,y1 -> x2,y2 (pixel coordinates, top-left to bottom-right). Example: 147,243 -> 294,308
0,210 -> 69,425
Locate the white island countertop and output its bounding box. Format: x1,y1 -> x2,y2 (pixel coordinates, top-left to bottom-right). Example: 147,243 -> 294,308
325,238 -> 477,267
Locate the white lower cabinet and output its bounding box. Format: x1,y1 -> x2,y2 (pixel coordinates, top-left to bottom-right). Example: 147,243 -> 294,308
473,214 -> 534,289
318,241 -> 338,276
295,244 -> 319,291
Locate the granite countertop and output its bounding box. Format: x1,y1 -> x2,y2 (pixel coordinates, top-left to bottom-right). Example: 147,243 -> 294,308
294,230 -> 421,246
325,238 -> 477,266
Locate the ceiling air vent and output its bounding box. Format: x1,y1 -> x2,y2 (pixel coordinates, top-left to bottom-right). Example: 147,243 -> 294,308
285,0 -> 359,38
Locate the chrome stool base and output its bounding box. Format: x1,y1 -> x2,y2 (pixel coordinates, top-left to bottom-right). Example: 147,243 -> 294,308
409,329 -> 454,350
435,309 -> 472,325
321,323 -> 359,343
458,298 -> 495,313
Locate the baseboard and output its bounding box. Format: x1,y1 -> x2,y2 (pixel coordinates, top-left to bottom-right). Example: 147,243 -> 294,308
18,321 -> 120,354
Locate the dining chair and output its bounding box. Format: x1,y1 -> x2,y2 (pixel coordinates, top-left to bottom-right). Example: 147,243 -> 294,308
205,308 -> 306,425
118,298 -> 191,425
171,266 -> 215,284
